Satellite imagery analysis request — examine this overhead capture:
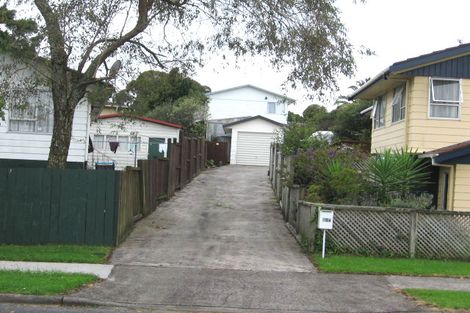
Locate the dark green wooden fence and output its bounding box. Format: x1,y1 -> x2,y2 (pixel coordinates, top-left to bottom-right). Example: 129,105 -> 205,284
0,136 -> 207,246
0,168 -> 118,246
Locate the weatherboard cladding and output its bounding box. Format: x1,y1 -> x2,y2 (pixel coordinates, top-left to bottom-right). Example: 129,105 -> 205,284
400,54 -> 470,79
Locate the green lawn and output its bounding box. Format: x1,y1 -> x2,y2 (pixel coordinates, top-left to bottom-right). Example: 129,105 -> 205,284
0,245 -> 111,264
313,254 -> 470,277
0,270 -> 98,295
403,289 -> 470,310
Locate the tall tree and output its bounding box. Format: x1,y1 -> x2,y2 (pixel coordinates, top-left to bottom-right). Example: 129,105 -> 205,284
121,68 -> 209,114
118,68 -> 210,136
2,0 -> 358,168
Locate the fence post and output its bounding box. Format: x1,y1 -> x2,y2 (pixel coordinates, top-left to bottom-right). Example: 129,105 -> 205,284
409,211 -> 418,258
288,185 -> 300,227
276,154 -> 283,200
166,138 -> 173,198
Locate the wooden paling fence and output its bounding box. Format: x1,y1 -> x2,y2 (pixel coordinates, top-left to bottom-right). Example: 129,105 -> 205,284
117,136 -> 206,243
0,168 -> 119,246
0,136 -> 206,246
206,141 -> 230,165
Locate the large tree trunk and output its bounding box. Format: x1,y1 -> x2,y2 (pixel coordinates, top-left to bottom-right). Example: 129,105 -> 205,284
47,101 -> 75,168
47,85 -> 84,168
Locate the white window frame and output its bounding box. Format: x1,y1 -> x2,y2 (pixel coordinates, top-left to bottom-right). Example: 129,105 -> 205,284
93,134 -> 141,152
392,85 -> 406,124
8,103 -> 54,134
267,102 -> 276,114
428,77 -> 462,120
373,95 -> 386,129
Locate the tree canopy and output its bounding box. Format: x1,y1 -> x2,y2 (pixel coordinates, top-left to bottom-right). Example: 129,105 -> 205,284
279,99 -> 372,155
1,0 -> 359,167
117,68 -> 210,136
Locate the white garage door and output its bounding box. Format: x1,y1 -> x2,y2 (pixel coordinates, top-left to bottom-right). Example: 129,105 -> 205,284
236,131 -> 275,166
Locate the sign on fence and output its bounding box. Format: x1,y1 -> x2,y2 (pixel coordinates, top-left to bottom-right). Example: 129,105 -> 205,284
318,208 -> 335,259
318,209 -> 334,230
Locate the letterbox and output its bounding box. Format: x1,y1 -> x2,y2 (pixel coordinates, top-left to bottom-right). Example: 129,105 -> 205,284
318,209 -> 334,230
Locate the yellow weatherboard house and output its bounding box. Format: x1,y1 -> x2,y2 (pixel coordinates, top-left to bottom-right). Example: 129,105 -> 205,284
349,43 -> 470,212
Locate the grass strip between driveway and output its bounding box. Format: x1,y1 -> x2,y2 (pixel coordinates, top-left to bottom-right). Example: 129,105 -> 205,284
313,254 -> 470,277
403,289 -> 470,310
0,245 -> 111,264
0,270 -> 98,295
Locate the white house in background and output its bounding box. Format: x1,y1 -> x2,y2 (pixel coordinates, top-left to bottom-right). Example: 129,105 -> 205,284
206,84 -> 293,166
206,84 -> 294,141
89,113 -> 181,170
0,56 -> 90,168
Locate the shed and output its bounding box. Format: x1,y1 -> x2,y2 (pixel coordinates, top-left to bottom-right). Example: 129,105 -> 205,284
224,116 -> 283,166
89,114 -> 181,170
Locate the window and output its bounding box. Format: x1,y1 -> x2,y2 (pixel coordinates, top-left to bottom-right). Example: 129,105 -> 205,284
267,102 -> 276,114
372,96 -> 385,129
93,135 -> 106,149
9,104 -> 53,133
93,134 -> 141,152
392,85 -> 406,123
129,136 -> 141,152
429,78 -> 461,119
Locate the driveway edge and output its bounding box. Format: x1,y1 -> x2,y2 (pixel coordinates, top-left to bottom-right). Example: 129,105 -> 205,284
0,294 -> 121,308
0,293 -> 64,305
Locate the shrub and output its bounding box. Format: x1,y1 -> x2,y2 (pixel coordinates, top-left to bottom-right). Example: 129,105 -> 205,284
389,193 -> 435,210
365,148 -> 430,205
320,159 -> 365,204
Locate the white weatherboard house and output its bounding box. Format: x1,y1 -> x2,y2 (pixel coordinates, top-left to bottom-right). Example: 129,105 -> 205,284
89,114 -> 181,170
207,84 -> 294,166
0,56 -> 90,168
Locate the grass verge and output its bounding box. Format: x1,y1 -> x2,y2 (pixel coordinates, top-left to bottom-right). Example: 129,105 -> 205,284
403,289 -> 470,310
0,270 -> 98,295
0,245 -> 111,264
313,254 -> 470,277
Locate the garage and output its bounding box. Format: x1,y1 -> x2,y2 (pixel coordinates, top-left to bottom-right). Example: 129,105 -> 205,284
236,131 -> 276,166
224,116 -> 284,166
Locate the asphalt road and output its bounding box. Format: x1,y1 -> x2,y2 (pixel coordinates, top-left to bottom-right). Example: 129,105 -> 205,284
68,166 -> 427,313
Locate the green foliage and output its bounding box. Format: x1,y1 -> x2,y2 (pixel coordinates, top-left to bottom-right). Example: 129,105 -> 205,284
302,104 -> 331,130
287,111 -> 303,123
293,146 -> 432,208
320,159 -> 365,204
125,68 -> 209,115
313,254 -> 470,277
305,184 -> 323,203
277,122 -> 326,155
146,93 -> 209,137
365,148 -> 430,205
329,99 -> 372,143
403,289 -> 470,310
121,68 -> 209,136
0,244 -> 111,264
281,99 -> 372,155
0,5 -> 40,58
389,193 -> 434,210
0,270 -> 97,295
295,146 -> 367,204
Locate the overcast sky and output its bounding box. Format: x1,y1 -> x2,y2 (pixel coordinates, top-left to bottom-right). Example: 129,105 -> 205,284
193,0 -> 470,115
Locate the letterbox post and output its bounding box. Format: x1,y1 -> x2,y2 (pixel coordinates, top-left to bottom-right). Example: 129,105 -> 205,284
317,207 -> 334,259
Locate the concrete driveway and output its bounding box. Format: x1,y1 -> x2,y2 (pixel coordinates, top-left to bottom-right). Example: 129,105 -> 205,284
73,166 -> 428,313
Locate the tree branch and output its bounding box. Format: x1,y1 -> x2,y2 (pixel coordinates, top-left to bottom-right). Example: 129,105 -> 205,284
83,0 -> 155,79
